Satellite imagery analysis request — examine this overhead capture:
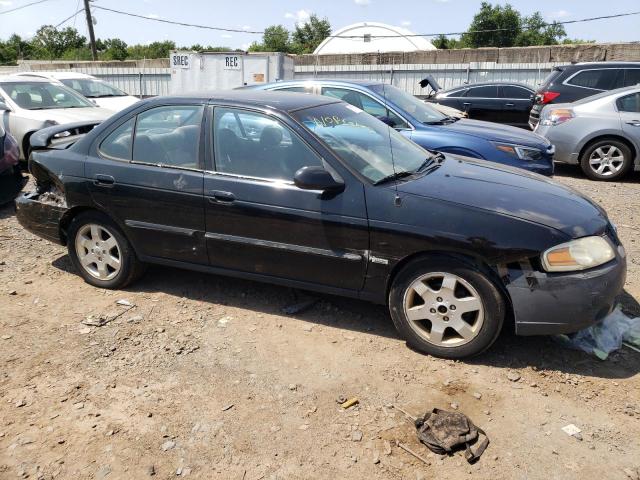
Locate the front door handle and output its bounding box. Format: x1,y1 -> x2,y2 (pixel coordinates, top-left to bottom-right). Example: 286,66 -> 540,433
462,102 -> 471,106
208,190 -> 236,204
626,120 -> 640,127
94,174 -> 115,187
505,103 -> 515,107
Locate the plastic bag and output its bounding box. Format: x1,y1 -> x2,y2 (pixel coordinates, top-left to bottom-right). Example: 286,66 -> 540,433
554,307 -> 640,360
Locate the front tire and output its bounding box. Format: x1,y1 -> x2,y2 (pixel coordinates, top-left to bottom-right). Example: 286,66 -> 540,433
389,257 -> 505,358
67,211 -> 145,289
580,139 -> 632,181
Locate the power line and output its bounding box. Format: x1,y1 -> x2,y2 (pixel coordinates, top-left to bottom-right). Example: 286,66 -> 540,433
0,0 -> 52,15
55,8 -> 85,28
92,5 -> 265,34
325,11 -> 640,38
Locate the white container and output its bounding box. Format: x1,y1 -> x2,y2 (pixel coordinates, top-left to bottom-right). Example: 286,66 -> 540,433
169,51 -> 294,94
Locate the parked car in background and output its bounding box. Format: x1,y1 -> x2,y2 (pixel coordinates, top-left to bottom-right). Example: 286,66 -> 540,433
14,72 -> 139,111
246,80 -> 555,176
0,76 -> 113,160
0,123 -> 23,205
529,62 -> 640,129
428,82 -> 535,128
535,85 -> 640,181
15,91 -> 625,358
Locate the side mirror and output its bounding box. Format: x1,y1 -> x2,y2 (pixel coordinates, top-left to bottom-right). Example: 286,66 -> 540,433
294,166 -> 344,192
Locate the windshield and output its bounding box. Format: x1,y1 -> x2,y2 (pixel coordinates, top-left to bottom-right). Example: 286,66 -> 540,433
293,102 -> 437,183
1,81 -> 94,110
60,78 -> 128,98
369,84 -> 447,124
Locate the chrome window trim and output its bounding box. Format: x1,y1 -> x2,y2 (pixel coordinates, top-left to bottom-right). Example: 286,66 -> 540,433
204,169 -> 297,187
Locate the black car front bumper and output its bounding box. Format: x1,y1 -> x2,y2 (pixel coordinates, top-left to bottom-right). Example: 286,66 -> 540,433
505,247 -> 627,336
15,191 -> 68,245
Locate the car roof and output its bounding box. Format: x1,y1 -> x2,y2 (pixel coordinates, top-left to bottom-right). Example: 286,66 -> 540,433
145,90 -> 341,112
558,61 -> 640,70
0,75 -> 56,84
440,81 -> 533,92
255,79 -> 381,88
13,71 -> 95,80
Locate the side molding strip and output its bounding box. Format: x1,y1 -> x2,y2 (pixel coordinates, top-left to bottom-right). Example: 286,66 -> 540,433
125,220 -> 197,237
204,232 -> 363,261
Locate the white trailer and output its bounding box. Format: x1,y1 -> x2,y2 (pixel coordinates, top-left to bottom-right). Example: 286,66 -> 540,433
169,51 -> 294,94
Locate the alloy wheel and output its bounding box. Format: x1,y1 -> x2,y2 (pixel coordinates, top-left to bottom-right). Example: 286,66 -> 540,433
402,272 -> 485,347
588,145 -> 625,176
75,224 -> 122,280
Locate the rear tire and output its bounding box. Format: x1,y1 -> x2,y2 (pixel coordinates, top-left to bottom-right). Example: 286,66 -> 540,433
580,139 -> 632,181
389,257 -> 505,358
67,211 -> 145,289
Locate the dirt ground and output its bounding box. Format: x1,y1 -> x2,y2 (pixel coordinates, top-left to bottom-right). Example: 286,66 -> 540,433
1,165 -> 639,480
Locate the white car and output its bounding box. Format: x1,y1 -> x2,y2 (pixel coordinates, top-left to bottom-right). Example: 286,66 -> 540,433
0,76 -> 114,160
13,72 -> 140,112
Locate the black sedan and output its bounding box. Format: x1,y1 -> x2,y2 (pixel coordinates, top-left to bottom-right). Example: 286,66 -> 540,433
430,82 -> 535,128
16,91 -> 626,358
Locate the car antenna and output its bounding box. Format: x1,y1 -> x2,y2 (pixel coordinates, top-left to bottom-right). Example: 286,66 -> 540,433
381,62 -> 402,207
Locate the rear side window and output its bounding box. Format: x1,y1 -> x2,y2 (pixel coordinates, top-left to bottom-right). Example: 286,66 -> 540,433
274,86 -> 313,94
567,69 -> 620,90
99,118 -> 134,160
624,69 -> 640,87
132,105 -> 203,169
464,86 -> 498,98
617,93 -> 640,113
540,68 -> 563,87
501,86 -> 532,99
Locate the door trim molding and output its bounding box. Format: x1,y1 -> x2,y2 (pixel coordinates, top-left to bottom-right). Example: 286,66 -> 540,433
125,219 -> 197,237
205,231 -> 363,261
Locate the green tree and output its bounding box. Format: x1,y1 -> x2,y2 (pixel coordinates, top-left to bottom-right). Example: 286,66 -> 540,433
249,25 -> 291,52
102,38 -> 128,60
432,34 -> 461,50
30,26 -> 86,59
127,40 -> 175,59
0,34 -> 32,65
515,12 -> 566,46
460,2 -> 521,48
291,14 -> 331,54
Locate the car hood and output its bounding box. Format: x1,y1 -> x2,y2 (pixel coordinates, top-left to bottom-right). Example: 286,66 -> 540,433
436,118 -> 550,148
396,156 -> 608,238
92,95 -> 140,112
17,107 -> 114,124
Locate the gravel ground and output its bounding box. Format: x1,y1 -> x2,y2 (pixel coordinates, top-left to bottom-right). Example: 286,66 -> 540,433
0,165 -> 639,480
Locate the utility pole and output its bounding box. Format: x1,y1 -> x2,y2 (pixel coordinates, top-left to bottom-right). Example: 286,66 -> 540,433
83,0 -> 97,60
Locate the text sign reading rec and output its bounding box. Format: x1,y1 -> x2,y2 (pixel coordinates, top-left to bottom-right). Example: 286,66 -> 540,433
224,56 -> 241,70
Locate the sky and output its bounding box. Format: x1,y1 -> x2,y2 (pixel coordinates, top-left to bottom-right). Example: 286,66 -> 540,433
0,0 -> 639,48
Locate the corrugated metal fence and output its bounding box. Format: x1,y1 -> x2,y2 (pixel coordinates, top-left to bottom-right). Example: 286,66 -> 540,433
293,62 -> 561,95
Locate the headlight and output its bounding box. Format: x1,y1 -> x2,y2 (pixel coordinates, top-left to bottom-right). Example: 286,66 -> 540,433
541,236 -> 615,272
495,143 -> 543,161
540,108 -> 574,126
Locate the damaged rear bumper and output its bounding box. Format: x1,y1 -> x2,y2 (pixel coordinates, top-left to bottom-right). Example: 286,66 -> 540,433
505,247 -> 627,336
15,190 -> 68,245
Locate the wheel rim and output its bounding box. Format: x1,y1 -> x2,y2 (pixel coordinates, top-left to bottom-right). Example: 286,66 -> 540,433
75,224 -> 122,281
589,145 -> 625,176
402,272 -> 485,348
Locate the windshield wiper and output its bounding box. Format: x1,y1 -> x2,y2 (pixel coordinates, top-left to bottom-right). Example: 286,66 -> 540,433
373,170 -> 414,185
424,116 -> 458,125
413,151 -> 446,173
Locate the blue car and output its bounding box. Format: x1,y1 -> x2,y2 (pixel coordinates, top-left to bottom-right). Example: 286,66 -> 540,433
246,80 -> 554,176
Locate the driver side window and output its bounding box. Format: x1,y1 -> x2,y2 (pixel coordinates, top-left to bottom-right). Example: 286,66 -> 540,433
321,87 -> 410,129
213,108 -> 322,181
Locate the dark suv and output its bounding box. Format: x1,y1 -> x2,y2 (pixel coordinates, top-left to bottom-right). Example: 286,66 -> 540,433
529,62 -> 640,128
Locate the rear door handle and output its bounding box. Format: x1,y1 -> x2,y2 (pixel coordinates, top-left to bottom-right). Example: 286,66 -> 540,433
94,174 -> 115,187
505,103 -> 515,107
208,190 -> 235,204
462,102 -> 471,106
626,120 -> 640,127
